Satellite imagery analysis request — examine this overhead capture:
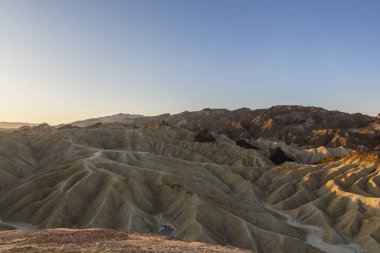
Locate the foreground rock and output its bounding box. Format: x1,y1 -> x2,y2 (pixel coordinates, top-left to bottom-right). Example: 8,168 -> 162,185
0,229 -> 250,252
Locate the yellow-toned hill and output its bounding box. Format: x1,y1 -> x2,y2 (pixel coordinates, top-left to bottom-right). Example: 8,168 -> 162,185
0,125 -> 377,252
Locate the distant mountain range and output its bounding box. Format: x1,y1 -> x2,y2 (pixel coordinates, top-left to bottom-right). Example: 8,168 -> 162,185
1,113 -> 379,252
0,122 -> 37,129
70,113 -> 144,127
69,105 -> 380,151
3,105 -> 379,151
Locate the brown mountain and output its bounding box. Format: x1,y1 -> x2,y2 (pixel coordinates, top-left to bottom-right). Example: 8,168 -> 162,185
72,105 -> 380,151
1,106 -> 378,253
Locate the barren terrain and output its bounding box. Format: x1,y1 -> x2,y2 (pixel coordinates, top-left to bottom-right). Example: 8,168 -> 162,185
0,229 -> 250,252
0,106 -> 379,253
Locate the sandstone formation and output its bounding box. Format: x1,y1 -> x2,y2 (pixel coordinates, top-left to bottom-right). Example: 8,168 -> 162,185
0,124 -> 377,252
251,138 -> 351,164
71,106 -> 380,152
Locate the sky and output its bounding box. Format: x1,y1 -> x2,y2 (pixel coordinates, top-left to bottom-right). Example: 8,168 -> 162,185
0,0 -> 379,124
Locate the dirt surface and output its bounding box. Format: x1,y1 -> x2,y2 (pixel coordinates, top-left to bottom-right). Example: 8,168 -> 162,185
0,229 -> 252,253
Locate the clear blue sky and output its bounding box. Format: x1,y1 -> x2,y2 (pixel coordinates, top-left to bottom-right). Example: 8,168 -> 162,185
0,0 -> 379,124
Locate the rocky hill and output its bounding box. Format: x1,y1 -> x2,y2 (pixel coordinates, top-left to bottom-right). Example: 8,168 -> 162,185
0,124 -> 378,252
70,113 -> 144,128
70,106 -> 380,152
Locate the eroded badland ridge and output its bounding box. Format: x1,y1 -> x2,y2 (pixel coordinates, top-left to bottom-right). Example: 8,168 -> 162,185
70,105 -> 380,152
0,105 -> 379,253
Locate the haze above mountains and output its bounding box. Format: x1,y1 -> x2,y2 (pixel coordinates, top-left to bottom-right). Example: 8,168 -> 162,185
0,122 -> 37,130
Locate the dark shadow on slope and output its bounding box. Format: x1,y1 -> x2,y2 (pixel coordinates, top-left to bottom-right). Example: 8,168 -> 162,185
194,129 -> 216,143
269,147 -> 294,165
235,139 -> 259,150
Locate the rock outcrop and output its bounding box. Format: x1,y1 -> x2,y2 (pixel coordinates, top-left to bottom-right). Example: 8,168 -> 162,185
70,106 -> 380,152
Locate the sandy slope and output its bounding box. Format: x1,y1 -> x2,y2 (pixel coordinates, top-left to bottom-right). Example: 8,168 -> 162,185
258,152 -> 380,253
0,125 -> 378,252
0,229 -> 250,252
252,138 -> 351,164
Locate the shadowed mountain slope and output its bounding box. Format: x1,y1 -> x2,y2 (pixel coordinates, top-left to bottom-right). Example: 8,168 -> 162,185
71,106 -> 380,152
